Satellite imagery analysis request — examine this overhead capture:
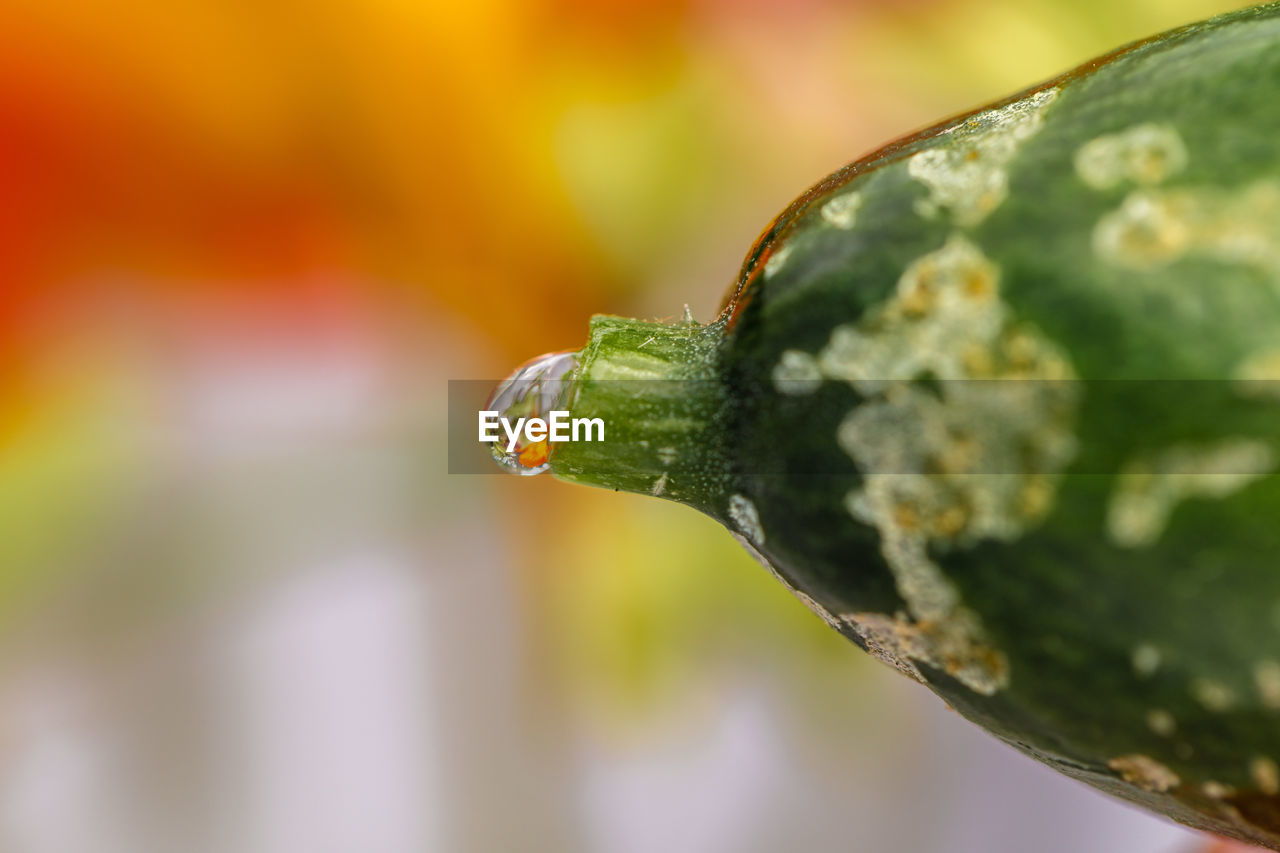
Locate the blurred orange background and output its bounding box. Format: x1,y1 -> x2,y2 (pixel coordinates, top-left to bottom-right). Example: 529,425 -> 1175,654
0,1 -> 1261,851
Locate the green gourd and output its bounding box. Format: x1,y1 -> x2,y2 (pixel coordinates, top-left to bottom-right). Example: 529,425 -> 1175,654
486,4 -> 1280,846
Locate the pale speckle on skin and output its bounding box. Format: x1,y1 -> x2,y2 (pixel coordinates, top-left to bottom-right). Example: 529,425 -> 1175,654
1107,439 -> 1275,548
1108,754 -> 1181,793
1191,677 -> 1237,713
1093,180 -> 1280,272
1254,659 -> 1280,709
772,350 -> 824,395
908,88 -> 1059,227
1132,643 -> 1162,678
819,235 -> 1074,392
728,494 -> 765,546
763,244 -> 793,280
821,190 -> 862,229
1146,709 -> 1177,737
1252,756 -> 1280,795
820,234 -> 1077,695
1203,781 -> 1236,800
656,446 -> 679,466
1093,191 -> 1191,270
1074,123 -> 1188,190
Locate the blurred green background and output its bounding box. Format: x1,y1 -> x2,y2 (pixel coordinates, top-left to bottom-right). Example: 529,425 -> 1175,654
0,0 -> 1260,851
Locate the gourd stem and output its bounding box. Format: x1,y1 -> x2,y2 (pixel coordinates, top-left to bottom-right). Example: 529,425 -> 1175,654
550,315 -> 731,514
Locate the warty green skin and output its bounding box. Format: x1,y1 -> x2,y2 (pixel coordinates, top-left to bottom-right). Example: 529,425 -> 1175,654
545,4 -> 1280,846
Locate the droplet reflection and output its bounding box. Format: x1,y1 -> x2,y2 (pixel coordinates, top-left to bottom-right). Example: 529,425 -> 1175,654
484,351 -> 579,475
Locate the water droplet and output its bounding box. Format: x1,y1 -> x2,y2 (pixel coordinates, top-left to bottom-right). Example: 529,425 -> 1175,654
484,351 -> 579,476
